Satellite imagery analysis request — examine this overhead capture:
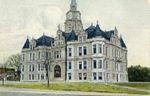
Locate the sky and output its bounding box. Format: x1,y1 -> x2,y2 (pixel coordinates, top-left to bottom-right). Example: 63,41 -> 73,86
0,0 -> 150,67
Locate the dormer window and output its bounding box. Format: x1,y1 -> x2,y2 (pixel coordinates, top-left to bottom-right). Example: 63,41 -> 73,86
83,36 -> 86,42
79,36 -> 82,42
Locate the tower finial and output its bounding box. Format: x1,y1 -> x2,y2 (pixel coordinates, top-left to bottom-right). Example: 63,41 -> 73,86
71,0 -> 77,5
58,24 -> 60,30
97,20 -> 99,25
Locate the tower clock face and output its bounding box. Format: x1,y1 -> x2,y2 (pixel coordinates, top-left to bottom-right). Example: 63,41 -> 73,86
67,12 -> 73,19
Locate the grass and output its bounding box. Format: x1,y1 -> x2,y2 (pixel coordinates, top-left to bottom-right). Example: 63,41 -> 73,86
0,82 -> 149,95
112,83 -> 150,90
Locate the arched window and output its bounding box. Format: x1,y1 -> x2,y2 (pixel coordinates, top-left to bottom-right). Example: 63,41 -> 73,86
54,65 -> 61,77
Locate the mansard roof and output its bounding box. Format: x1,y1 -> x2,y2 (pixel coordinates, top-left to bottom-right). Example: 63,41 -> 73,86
85,24 -> 109,40
36,35 -> 54,47
23,38 -> 30,49
85,24 -> 127,48
120,36 -> 127,48
62,32 -> 70,42
68,29 -> 77,41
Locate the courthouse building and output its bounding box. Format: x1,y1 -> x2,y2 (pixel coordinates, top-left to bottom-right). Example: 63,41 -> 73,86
21,0 -> 128,82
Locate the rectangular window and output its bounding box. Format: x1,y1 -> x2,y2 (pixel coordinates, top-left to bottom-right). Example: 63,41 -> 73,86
68,62 -> 72,70
22,54 -> 25,61
79,47 -> 82,56
29,65 -> 31,72
42,52 -> 45,58
93,44 -> 96,54
29,74 -> 31,80
38,74 -> 40,80
83,46 -> 87,55
22,65 -> 24,72
38,52 -> 40,59
56,51 -> 59,58
79,73 -> 82,80
41,74 -> 44,80
46,52 -> 48,59
93,72 -> 97,80
98,72 -> 102,80
38,64 -> 40,71
98,60 -> 102,69
83,61 -> 87,69
83,36 -> 86,42
98,44 -> 102,53
32,74 -> 34,80
32,64 -> 34,72
79,36 -> 82,42
69,48 -> 72,57
41,65 -> 45,71
93,60 -> 97,69
115,63 -> 117,71
68,73 -> 71,80
106,47 -> 108,56
30,53 -> 32,61
79,62 -> 82,69
83,73 -> 87,80
33,53 -> 35,61
106,61 -> 108,70
22,74 -> 24,80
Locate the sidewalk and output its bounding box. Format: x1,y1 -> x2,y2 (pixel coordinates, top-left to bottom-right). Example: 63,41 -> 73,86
0,86 -> 145,96
104,83 -> 150,93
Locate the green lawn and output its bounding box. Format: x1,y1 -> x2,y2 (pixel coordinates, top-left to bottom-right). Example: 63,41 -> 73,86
112,83 -> 150,90
0,82 -> 149,95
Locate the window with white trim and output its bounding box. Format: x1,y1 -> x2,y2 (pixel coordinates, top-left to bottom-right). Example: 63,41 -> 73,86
93,60 -> 97,69
98,72 -> 102,80
83,36 -> 86,42
68,48 -> 72,57
79,73 -> 82,80
22,54 -> 25,61
79,36 -> 82,42
83,73 -> 87,80
79,62 -> 82,69
29,74 -> 31,80
38,74 -> 40,80
93,72 -> 97,80
41,64 -> 45,71
22,65 -> 24,72
41,74 -> 44,80
68,73 -> 72,80
32,74 -> 34,80
68,62 -> 72,70
93,44 -> 96,54
38,52 -> 40,59
79,47 -> 82,56
98,44 -> 102,53
83,61 -> 87,69
98,60 -> 102,69
38,64 -> 40,71
83,46 -> 87,55
22,74 -> 24,80
32,64 -> 34,72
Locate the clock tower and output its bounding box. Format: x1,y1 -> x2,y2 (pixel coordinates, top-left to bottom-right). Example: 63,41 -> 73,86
65,0 -> 83,34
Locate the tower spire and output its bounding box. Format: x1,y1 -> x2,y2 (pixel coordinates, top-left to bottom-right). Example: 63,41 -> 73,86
71,0 -> 77,5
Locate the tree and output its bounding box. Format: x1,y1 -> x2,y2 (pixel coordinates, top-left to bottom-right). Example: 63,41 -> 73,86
128,65 -> 150,82
6,53 -> 21,80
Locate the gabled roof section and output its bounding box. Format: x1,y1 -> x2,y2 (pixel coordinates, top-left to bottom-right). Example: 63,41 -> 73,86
120,36 -> 127,48
36,35 -> 54,47
68,29 -> 77,41
23,38 -> 30,49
